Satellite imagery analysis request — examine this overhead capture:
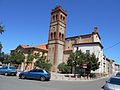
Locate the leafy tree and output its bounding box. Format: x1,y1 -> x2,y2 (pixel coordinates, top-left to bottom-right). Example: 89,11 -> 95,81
0,42 -> 3,53
26,54 -> 35,64
2,53 -> 11,64
0,24 -> 4,34
34,56 -> 52,71
0,52 -> 5,63
88,53 -> 100,71
58,63 -> 71,74
67,50 -> 100,75
67,50 -> 85,74
0,52 -> 13,64
10,51 -> 25,66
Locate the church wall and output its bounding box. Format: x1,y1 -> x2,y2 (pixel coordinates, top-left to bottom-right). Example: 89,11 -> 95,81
73,44 -> 104,74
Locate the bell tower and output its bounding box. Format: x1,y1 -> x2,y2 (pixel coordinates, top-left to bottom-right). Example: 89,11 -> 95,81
48,6 -> 67,72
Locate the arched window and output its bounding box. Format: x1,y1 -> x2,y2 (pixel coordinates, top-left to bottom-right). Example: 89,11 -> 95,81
62,34 -> 64,40
54,32 -> 56,39
53,15 -> 55,21
56,14 -> 58,20
63,17 -> 65,22
60,15 -> 62,20
51,33 -> 53,40
59,32 -> 61,40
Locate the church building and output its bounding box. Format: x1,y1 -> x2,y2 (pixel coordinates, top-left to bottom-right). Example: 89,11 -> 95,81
11,6 -> 106,75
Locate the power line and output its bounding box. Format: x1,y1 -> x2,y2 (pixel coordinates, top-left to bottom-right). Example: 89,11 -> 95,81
104,41 -> 120,51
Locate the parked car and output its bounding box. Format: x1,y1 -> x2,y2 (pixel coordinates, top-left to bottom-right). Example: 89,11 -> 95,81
19,68 -> 51,81
0,64 -> 2,68
103,76 -> 120,90
0,62 -> 2,68
0,66 -> 17,76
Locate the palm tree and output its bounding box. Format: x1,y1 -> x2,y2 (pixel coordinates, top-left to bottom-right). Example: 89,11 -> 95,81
0,24 -> 4,34
0,42 -> 3,53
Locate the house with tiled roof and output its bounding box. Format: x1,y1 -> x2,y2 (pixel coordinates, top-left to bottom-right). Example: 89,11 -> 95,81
11,44 -> 48,71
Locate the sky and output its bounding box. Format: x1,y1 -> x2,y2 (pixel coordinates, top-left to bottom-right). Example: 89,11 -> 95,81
0,0 -> 120,64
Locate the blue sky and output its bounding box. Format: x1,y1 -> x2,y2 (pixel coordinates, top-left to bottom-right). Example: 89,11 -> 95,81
0,0 -> 120,64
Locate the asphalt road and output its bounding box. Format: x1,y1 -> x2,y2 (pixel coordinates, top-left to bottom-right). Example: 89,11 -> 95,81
0,75 -> 107,90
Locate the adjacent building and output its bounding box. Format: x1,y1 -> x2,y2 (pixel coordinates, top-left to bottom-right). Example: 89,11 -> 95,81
11,44 -> 48,71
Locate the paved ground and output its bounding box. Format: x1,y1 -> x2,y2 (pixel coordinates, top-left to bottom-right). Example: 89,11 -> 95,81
0,75 -> 107,90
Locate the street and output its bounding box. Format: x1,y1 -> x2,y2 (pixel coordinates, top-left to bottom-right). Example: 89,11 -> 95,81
0,75 -> 107,90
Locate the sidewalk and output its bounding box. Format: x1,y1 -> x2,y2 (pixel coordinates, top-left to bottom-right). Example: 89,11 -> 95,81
51,73 -> 108,81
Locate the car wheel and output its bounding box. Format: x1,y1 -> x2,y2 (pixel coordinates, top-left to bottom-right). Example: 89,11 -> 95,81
5,72 -> 8,76
21,75 -> 26,79
40,76 -> 46,81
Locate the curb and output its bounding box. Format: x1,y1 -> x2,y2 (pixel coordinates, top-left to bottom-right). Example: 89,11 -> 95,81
50,77 -> 108,82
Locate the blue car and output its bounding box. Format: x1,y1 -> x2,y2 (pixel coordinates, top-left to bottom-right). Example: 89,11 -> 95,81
19,68 -> 51,81
0,66 -> 17,76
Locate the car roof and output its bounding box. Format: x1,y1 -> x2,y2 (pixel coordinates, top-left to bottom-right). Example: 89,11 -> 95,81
3,66 -> 15,67
116,72 -> 120,74
33,68 -> 45,70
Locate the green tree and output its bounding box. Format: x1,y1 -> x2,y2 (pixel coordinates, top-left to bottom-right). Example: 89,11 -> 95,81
34,56 -> 52,71
26,54 -> 35,64
2,53 -> 11,64
67,50 -> 85,74
0,42 -> 3,53
67,50 -> 100,75
0,52 -> 5,63
88,53 -> 100,71
0,52 -> 11,64
58,63 -> 71,74
0,24 -> 4,34
10,51 -> 25,66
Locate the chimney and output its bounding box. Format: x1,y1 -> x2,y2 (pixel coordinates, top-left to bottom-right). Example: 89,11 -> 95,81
94,26 -> 98,33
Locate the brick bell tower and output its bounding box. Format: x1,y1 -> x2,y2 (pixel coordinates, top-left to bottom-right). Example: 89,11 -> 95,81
48,6 -> 67,72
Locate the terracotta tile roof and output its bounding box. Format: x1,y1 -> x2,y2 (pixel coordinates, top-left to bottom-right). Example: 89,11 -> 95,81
66,31 -> 101,40
65,33 -> 92,40
34,43 -> 48,51
20,44 -> 30,48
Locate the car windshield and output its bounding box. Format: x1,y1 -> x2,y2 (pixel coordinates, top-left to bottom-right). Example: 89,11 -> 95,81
116,73 -> 120,76
9,66 -> 16,69
109,78 -> 120,85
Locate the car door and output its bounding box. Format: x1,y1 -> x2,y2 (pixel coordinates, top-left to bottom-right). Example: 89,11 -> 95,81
0,67 -> 3,74
33,69 -> 44,79
0,66 -> 8,74
27,69 -> 43,79
27,69 -> 37,79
